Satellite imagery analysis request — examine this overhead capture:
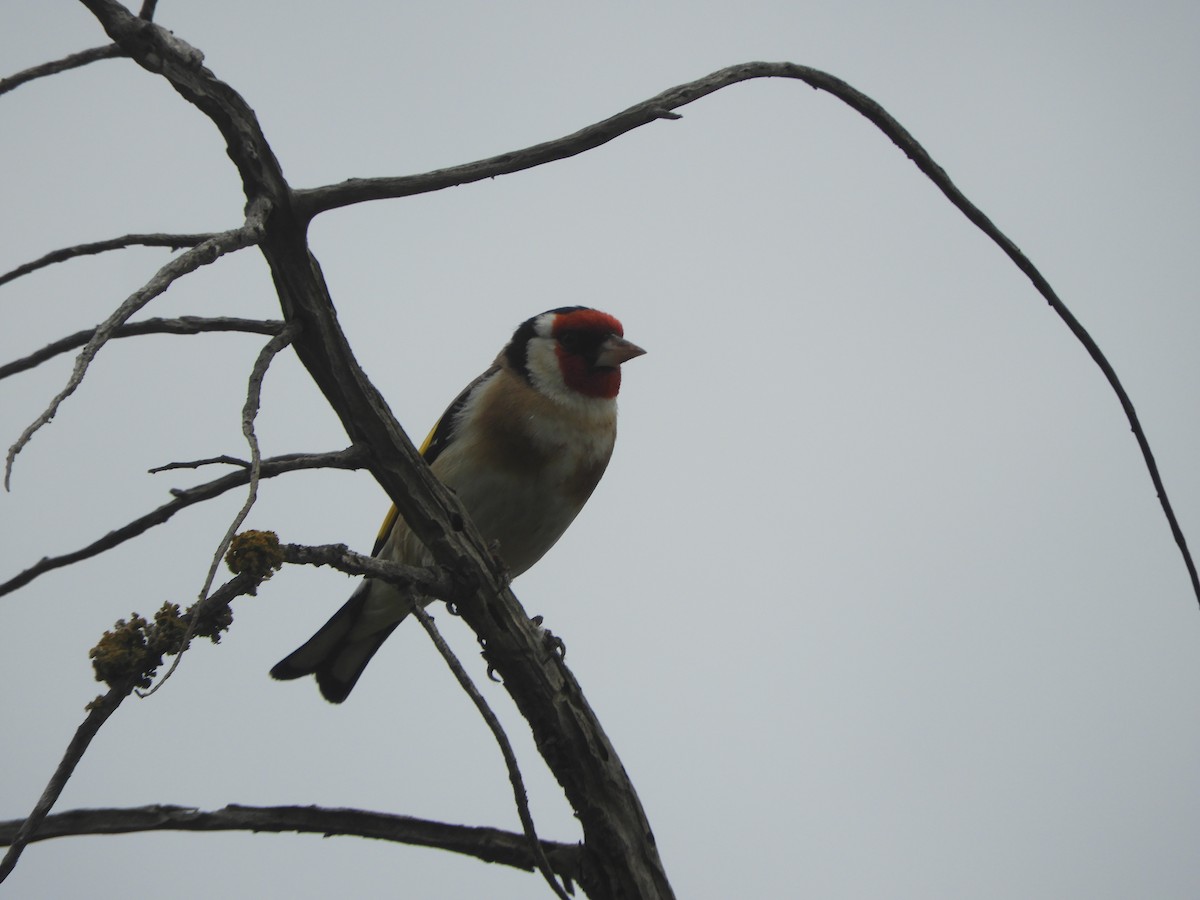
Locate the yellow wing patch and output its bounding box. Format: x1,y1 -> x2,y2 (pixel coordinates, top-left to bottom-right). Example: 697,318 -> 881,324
371,419 -> 442,556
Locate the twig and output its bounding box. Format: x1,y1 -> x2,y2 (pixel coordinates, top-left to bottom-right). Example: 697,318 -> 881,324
0,45 -> 126,98
142,323 -> 299,695
0,316 -> 283,381
0,233 -> 215,287
4,204 -> 268,490
281,543 -> 458,600
0,803 -> 579,879
295,60 -> 1199,607
148,455 -> 252,473
410,604 -> 572,900
0,448 -> 366,599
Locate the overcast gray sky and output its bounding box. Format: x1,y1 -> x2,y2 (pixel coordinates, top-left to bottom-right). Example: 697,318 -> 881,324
3,2 -> 1199,898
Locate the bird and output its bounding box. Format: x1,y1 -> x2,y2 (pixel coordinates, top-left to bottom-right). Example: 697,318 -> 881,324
270,306 -> 645,702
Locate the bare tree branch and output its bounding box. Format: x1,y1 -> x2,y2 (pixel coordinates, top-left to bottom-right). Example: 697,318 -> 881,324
0,233 -> 216,287
293,60 -> 1200,608
0,448 -> 366,599
4,207 -> 267,490
0,316 -> 283,381
0,804 -> 580,881
410,603 -> 571,900
281,543 -> 458,600
148,454 -> 254,473
0,45 -> 126,97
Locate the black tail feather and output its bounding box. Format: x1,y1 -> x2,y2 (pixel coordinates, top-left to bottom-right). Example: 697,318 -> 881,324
312,622 -> 400,703
270,583 -> 404,703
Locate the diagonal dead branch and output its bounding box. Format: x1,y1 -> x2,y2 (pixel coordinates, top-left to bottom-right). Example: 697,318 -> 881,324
302,61 -> 1197,607
410,603 -> 572,900
0,233 -> 216,287
4,205 -> 267,490
0,804 -> 580,880
0,45 -> 126,97
0,684 -> 129,883
0,316 -> 283,381
0,571 -> 260,884
0,447 -> 366,599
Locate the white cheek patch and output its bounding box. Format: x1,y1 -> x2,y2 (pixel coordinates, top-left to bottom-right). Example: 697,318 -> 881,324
524,336 -> 566,397
521,335 -> 620,427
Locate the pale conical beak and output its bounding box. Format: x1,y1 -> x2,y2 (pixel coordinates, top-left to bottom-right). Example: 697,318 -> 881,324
596,335 -> 647,368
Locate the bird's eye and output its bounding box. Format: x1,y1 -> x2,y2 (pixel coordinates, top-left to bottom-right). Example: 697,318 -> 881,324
557,330 -> 584,353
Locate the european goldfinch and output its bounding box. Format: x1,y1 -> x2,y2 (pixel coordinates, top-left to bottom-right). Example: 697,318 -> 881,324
271,306 -> 645,702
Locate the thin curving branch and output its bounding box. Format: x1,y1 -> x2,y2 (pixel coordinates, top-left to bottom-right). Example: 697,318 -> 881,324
0,233 -> 216,287
0,45 -> 126,98
0,316 -> 283,381
410,603 -> 572,900
295,60 -> 1199,606
0,804 -> 580,881
0,447 -> 366,599
143,323 -> 300,696
4,205 -> 267,490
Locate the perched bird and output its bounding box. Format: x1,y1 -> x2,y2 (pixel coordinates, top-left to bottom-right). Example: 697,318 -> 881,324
271,306 -> 645,702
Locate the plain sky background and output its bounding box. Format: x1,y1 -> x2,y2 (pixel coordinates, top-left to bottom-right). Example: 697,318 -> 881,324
3,2 -> 1199,898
